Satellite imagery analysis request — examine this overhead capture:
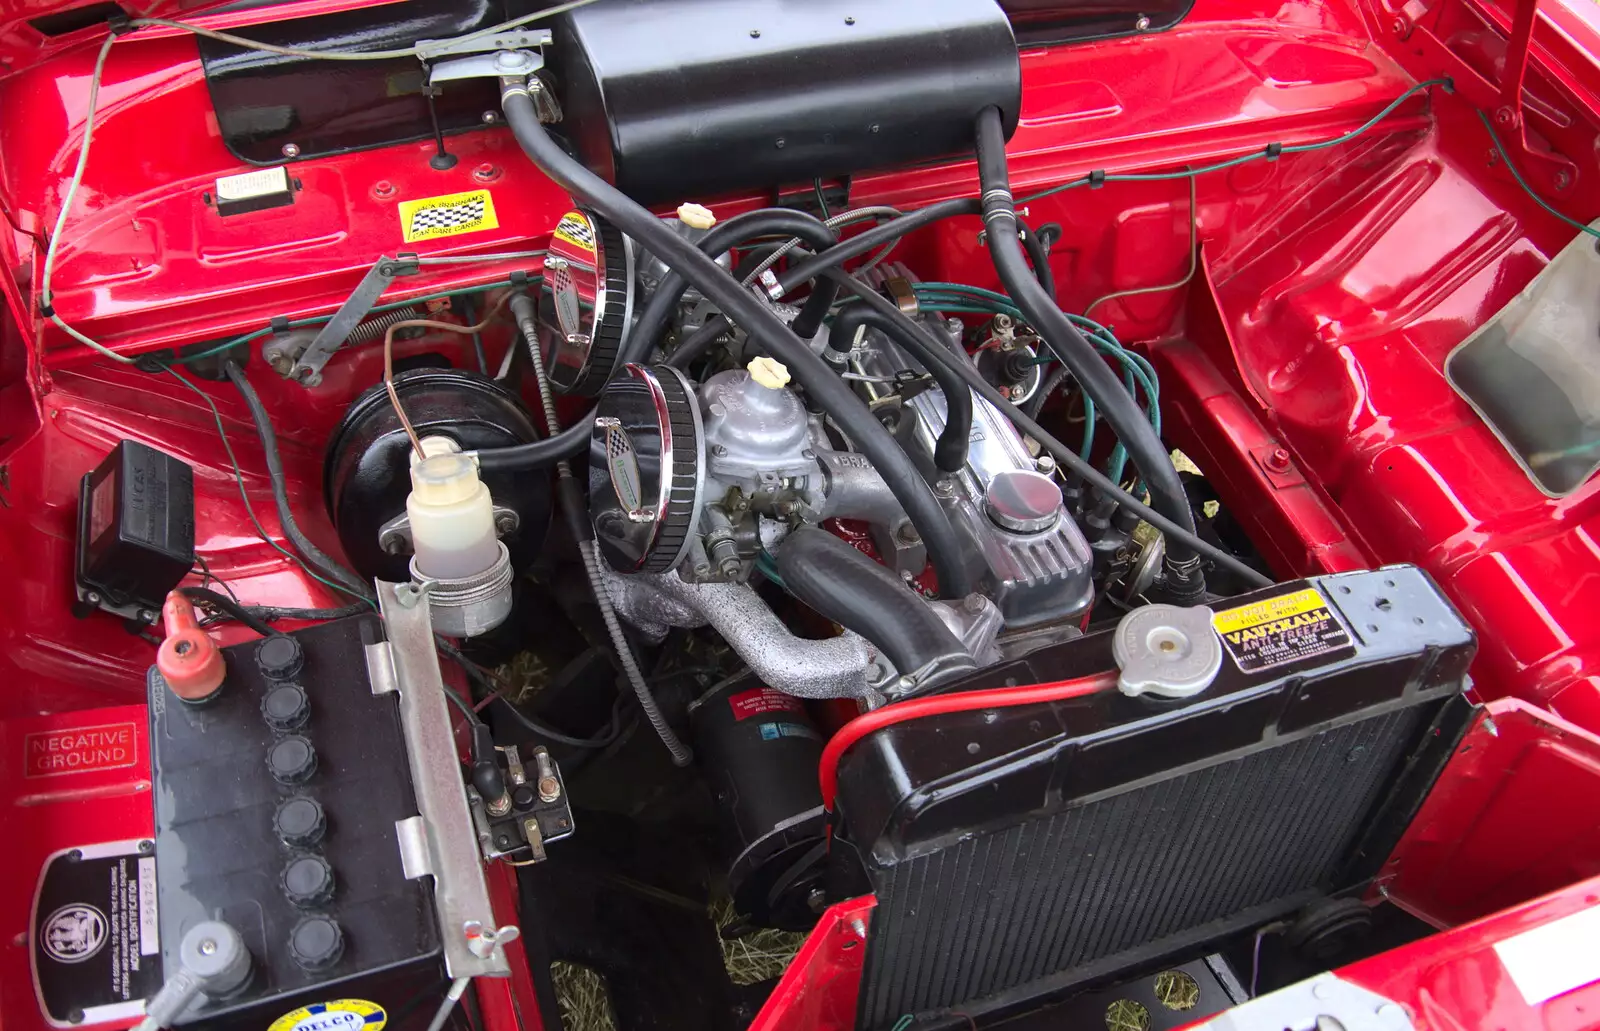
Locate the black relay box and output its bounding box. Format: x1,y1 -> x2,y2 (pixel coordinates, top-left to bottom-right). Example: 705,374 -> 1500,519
148,615 -> 443,1030
76,439 -> 195,621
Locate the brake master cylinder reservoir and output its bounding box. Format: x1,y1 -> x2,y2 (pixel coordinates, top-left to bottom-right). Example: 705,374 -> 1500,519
406,438 -> 513,635
409,449 -> 497,579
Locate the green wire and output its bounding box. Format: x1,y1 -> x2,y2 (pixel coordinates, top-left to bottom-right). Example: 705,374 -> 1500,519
1017,78 -> 1455,204
1477,108 -> 1600,241
173,278 -> 528,365
159,362 -> 376,607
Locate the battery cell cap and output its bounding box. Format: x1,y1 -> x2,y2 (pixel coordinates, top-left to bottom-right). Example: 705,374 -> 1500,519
268,735 -> 317,784
288,916 -> 344,971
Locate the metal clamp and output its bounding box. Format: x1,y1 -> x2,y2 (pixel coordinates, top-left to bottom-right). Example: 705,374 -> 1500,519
292,255 -> 419,385
417,30 -> 551,62
371,580 -> 510,979
378,505 -> 522,556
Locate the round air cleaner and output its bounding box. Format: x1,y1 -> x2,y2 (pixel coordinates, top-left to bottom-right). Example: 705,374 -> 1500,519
588,364 -> 705,574
538,208 -> 636,396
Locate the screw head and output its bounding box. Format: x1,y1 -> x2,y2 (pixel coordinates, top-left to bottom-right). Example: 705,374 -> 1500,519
1135,13 -> 1151,29
199,938 -> 218,956
749,28 -> 761,37
844,15 -> 855,24
1554,169 -> 1573,191
1391,15 -> 1408,33
1265,447 -> 1292,472
482,110 -> 500,124
281,142 -> 301,159
1495,106 -> 1516,127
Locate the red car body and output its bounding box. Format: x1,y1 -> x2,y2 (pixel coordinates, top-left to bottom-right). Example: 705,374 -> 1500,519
0,0 -> 1598,1025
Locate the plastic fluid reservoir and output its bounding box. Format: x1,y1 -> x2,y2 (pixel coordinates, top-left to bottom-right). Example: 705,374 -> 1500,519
407,442 -> 498,581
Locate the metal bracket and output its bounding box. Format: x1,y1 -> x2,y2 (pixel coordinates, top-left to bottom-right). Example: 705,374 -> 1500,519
378,505 -> 521,557
1192,974 -> 1413,1031
292,255 -> 419,386
430,47 -> 544,85
373,580 -> 510,979
416,30 -> 551,62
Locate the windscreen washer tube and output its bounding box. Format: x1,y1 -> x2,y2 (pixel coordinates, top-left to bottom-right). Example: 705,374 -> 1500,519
973,106 -> 1206,604
499,77 -> 973,599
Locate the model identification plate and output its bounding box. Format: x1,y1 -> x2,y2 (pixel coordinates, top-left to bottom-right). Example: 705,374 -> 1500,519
1212,587 -> 1351,673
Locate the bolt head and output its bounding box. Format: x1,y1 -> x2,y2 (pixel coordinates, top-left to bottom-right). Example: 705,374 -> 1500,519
199,938 -> 218,956
1265,447 -> 1292,472
482,110 -> 499,124
382,536 -> 406,556
494,50 -> 522,69
1554,169 -> 1573,191
537,776 -> 561,803
281,143 -> 301,158
1135,14 -> 1151,29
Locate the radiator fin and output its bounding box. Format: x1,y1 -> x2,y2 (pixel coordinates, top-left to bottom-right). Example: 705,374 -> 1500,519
860,710 -> 1419,1026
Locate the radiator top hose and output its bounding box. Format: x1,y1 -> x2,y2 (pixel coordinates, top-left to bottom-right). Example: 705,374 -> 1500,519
777,528 -> 977,696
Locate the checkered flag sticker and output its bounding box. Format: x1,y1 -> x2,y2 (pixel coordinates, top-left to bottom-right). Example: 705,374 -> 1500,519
409,197 -> 486,236
397,189 -> 499,243
554,212 -> 597,249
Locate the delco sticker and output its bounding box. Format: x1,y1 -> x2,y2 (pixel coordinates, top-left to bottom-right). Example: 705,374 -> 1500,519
268,999 -> 389,1031
398,189 -> 498,243
1212,587 -> 1352,673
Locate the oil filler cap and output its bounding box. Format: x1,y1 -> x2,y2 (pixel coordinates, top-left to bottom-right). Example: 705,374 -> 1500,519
1112,604 -> 1223,699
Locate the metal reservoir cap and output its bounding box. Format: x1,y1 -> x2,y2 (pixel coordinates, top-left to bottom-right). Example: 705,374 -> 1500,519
1113,604 -> 1223,699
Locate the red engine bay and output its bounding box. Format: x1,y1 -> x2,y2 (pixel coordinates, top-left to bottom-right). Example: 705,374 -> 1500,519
1,0 -> 1600,1026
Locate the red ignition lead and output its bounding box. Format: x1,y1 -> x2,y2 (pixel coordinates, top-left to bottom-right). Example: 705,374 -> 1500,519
819,671 -> 1117,810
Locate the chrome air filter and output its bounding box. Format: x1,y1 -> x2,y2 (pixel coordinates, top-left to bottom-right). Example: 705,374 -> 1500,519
538,208 -> 635,396
589,364 -> 704,574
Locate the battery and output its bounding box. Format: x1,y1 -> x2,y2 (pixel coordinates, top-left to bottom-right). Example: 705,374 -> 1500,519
76,440 -> 195,617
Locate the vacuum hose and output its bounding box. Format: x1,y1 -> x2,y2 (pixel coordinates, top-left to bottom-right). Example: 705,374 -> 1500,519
972,106 -> 1206,604
500,79 -> 972,599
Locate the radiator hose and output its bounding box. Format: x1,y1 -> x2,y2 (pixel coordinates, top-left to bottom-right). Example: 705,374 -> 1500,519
500,79 -> 972,599
972,106 -> 1207,605
776,528 -> 977,694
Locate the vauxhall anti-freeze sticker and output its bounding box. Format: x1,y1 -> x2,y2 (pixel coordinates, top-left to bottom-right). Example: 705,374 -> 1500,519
398,189 -> 499,243
1212,586 -> 1351,673
268,999 -> 389,1031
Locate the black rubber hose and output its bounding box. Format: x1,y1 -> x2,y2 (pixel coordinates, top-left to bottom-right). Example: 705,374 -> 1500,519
474,417 -> 590,472
973,107 -> 1205,603
624,209 -> 840,368
1023,364 -> 1072,420
1016,214 -> 1056,299
501,84 -> 971,599
223,362 -> 372,599
778,198 -> 982,292
178,586 -> 282,637
827,302 -> 971,473
777,528 -> 975,686
819,268 -> 1271,589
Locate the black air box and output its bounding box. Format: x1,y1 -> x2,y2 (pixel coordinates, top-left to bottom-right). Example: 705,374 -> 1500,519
835,567 -> 1475,1028
77,440 -> 194,616
548,0 -> 1022,204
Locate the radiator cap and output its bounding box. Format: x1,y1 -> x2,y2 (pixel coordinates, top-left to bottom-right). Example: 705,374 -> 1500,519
1112,603 -> 1222,698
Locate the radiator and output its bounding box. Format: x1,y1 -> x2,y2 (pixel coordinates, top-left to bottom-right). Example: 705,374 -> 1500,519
835,568 -> 1475,1028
